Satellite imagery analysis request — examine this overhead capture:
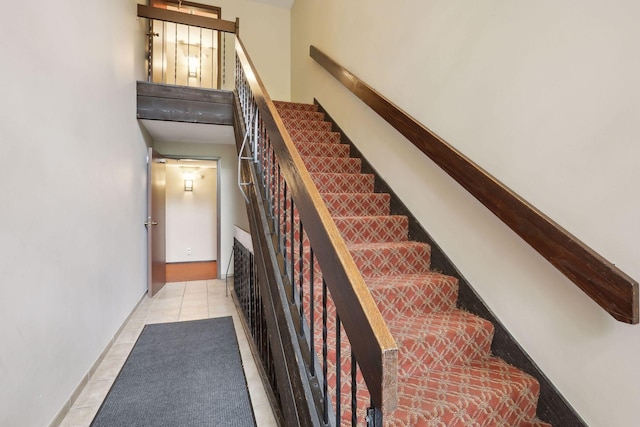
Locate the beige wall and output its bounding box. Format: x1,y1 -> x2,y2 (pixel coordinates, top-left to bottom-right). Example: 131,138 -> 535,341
197,0 -> 292,100
165,164 -> 217,263
0,1 -> 150,425
291,1 -> 640,425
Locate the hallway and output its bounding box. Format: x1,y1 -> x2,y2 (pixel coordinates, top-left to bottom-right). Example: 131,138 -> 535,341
59,280 -> 278,426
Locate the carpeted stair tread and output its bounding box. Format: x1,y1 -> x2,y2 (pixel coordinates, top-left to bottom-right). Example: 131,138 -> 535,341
295,141 -> 350,158
302,156 -> 361,174
278,108 -> 325,121
366,273 -> 458,316
348,241 -> 431,277
311,172 -> 375,193
322,193 -> 391,217
273,100 -> 317,111
273,99 -> 551,426
387,310 -> 494,371
284,118 -> 332,132
389,358 -> 541,426
287,129 -> 341,144
333,215 -> 409,244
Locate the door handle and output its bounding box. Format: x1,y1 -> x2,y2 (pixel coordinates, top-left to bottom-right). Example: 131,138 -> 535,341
144,219 -> 159,227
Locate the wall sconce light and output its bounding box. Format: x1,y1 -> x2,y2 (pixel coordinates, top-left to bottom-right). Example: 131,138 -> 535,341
183,171 -> 194,191
188,55 -> 199,78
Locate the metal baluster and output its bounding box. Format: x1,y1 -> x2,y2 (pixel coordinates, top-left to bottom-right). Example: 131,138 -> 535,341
266,144 -> 272,214
290,200 -> 295,292
352,351 -> 357,426
336,315 -> 342,426
309,248 -> 315,376
276,165 -> 281,245
298,220 -> 304,334
270,147 -> 276,219
283,181 -> 288,262
322,278 -> 329,424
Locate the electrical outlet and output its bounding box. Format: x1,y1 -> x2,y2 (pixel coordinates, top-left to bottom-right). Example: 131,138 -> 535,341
186,248 -> 192,255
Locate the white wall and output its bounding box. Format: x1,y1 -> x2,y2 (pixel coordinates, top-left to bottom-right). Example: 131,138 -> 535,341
291,1 -> 640,426
165,165 -> 217,262
0,1 -> 149,426
154,142 -> 248,277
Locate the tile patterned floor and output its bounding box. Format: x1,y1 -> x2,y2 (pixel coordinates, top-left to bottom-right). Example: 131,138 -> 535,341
59,279 -> 278,427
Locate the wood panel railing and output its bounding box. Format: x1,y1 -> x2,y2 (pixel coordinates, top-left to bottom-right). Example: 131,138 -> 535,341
310,45 -> 639,325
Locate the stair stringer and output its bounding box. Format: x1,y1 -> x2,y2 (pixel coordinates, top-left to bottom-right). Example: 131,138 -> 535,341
314,99 -> 587,427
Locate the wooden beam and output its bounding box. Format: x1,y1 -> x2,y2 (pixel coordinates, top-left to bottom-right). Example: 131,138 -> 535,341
137,4 -> 237,33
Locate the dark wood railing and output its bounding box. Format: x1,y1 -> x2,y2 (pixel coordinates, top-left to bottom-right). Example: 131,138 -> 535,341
310,45 -> 639,325
236,38 -> 398,420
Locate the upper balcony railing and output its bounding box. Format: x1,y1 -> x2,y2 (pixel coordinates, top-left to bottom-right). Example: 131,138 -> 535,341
310,45 -> 639,325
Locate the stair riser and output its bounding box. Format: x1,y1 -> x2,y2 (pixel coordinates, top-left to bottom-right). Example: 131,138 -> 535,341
279,109 -> 325,121
322,193 -> 391,217
349,243 -> 431,277
392,319 -> 494,371
273,100 -> 318,112
312,173 -> 375,194
369,279 -> 458,317
296,142 -> 350,158
287,129 -> 341,144
302,157 -> 361,174
284,118 -> 332,132
333,216 -> 408,244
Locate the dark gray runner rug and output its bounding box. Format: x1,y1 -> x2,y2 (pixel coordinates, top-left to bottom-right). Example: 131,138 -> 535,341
91,317 -> 256,427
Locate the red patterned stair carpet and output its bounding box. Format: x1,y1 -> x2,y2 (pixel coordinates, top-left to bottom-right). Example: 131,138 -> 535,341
273,100 -> 551,427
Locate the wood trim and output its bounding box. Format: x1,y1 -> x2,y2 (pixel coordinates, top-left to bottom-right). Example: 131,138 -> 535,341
236,38 -> 398,411
310,45 -> 639,325
166,261 -> 217,282
137,4 -> 237,33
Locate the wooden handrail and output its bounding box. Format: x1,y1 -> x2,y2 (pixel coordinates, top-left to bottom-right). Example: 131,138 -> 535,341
137,4 -> 237,33
236,38 -> 398,411
310,45 -> 639,325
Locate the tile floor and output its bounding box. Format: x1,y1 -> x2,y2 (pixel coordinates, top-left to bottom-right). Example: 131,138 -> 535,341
59,279 -> 278,427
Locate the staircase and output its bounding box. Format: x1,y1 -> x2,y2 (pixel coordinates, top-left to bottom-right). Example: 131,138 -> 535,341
273,100 -> 552,427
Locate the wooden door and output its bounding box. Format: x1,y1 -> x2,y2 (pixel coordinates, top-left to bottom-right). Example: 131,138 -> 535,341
146,148 -> 167,297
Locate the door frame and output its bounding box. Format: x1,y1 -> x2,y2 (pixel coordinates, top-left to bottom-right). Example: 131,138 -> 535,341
161,155 -> 222,279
